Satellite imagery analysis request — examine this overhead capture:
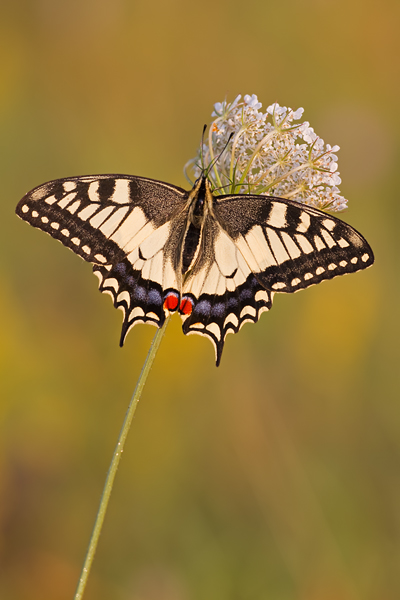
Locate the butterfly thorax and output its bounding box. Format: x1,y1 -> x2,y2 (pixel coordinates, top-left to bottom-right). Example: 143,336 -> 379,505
182,175 -> 214,274
188,175 -> 214,226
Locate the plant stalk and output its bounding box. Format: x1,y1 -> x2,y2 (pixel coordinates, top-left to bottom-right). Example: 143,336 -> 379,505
73,316 -> 170,600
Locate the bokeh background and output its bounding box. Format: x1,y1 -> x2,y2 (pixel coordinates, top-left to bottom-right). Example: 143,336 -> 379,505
1,1 -> 399,599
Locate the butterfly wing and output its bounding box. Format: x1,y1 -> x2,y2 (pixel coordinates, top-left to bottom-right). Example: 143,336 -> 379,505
16,174 -> 190,341
215,194 -> 374,291
180,214 -> 273,366
180,194 -> 374,365
16,175 -> 374,365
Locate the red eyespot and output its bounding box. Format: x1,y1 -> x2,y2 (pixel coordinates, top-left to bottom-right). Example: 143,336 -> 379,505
163,292 -> 179,312
179,297 -> 193,315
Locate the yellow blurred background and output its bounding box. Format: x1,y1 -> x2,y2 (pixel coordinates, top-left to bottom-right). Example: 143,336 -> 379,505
1,1 -> 399,599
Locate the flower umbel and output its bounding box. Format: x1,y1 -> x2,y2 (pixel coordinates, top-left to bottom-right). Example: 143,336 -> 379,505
186,94 -> 347,212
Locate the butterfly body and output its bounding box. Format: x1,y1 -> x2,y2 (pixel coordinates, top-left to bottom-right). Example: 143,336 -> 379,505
16,172 -> 374,365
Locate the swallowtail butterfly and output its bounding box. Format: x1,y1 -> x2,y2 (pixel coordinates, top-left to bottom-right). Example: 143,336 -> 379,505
16,172 -> 374,365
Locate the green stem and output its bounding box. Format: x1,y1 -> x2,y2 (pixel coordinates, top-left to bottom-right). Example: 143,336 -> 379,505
236,129 -> 276,187
73,316 -> 171,600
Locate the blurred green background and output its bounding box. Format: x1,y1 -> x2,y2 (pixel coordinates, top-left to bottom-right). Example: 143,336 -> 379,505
1,1 -> 399,599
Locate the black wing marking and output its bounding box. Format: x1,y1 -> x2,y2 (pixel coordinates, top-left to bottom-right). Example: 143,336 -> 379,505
16,174 -> 189,338
179,215 -> 273,366
214,194 -> 374,293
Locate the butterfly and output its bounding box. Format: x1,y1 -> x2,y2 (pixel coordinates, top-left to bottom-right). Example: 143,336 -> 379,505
16,171 -> 374,365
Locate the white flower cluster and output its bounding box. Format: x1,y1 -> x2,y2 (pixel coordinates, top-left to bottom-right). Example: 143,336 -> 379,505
187,94 -> 347,212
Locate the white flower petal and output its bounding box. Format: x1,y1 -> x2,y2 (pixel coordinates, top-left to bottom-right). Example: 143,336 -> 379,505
292,107 -> 304,119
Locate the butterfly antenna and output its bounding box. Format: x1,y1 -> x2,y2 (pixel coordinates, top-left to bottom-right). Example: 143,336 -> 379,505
205,132 -> 234,178
213,181 -> 233,194
200,124 -> 207,173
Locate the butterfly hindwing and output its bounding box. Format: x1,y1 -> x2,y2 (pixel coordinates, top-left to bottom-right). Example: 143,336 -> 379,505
16,174 -> 189,337
96,207 -> 193,343
180,215 -> 273,365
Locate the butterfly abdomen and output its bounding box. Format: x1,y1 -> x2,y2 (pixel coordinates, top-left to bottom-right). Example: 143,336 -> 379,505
181,222 -> 201,273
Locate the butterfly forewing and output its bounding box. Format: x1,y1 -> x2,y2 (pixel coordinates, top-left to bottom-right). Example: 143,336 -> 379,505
16,174 -> 189,335
214,194 -> 374,293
